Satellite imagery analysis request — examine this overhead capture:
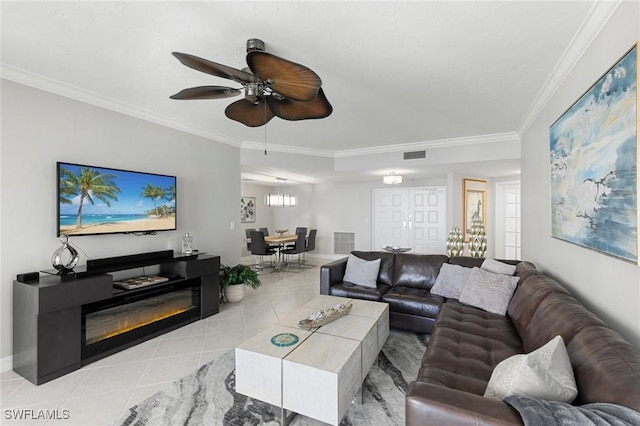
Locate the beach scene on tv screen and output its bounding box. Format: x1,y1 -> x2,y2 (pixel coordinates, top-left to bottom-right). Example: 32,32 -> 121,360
58,163 -> 176,235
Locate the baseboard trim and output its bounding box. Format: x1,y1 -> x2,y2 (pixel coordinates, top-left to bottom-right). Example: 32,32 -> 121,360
1,354 -> 13,373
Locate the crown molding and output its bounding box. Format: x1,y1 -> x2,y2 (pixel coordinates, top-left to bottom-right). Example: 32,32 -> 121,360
333,131 -> 520,158
240,140 -> 335,157
242,132 -> 520,158
517,0 -> 621,136
1,64 -> 242,147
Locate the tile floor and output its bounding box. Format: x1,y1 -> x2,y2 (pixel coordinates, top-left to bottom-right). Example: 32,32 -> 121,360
1,262 -> 323,426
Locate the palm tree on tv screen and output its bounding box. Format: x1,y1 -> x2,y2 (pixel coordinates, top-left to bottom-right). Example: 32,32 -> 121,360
62,167 -> 121,229
163,184 -> 176,217
140,184 -> 165,218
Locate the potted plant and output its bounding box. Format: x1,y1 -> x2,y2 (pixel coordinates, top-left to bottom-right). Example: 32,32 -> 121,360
220,263 -> 261,303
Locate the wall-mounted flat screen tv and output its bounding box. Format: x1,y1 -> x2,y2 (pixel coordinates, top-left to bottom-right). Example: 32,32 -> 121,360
57,162 -> 177,236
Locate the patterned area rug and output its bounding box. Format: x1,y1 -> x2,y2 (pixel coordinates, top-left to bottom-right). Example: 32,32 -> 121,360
111,330 -> 429,426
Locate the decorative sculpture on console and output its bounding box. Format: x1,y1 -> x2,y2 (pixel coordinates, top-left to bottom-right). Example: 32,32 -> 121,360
51,235 -> 79,273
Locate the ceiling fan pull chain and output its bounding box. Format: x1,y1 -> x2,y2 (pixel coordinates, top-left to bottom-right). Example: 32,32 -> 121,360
264,102 -> 268,155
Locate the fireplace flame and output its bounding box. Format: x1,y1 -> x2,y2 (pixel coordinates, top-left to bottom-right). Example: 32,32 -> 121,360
86,303 -> 194,345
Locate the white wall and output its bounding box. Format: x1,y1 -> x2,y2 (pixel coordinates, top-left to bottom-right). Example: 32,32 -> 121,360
1,80 -> 242,366
521,1 -> 640,347
240,182 -> 276,257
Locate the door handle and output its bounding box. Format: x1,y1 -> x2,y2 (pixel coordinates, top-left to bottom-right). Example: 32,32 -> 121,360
403,221 -> 407,229
409,221 -> 413,230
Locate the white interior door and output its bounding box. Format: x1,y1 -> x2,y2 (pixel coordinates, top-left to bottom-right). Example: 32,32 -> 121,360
409,187 -> 447,254
373,186 -> 446,254
373,188 -> 409,250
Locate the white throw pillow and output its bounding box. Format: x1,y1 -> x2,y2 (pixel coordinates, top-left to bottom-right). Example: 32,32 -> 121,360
430,263 -> 472,300
458,267 -> 519,315
481,258 -> 517,275
343,254 -> 381,288
484,335 -> 577,403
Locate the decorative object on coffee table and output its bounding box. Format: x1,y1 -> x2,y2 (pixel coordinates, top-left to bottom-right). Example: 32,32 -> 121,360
51,235 -> 79,273
446,227 -> 464,256
220,263 -> 261,303
271,333 -> 299,347
298,302 -> 353,330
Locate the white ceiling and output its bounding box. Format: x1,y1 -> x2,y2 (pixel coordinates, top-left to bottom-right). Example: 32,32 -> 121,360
1,1 -> 606,184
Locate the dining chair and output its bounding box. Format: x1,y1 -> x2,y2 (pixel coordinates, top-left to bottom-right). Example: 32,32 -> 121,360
285,227 -> 307,250
250,231 -> 277,272
280,232 -> 307,270
300,229 -> 317,268
244,228 -> 256,252
259,227 -> 269,236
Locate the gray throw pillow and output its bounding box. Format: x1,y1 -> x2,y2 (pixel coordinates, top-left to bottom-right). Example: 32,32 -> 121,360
458,267 -> 519,315
343,254 -> 381,288
430,263 -> 472,300
481,258 -> 517,275
484,335 -> 577,403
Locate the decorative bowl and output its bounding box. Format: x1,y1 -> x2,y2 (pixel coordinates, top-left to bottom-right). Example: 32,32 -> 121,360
276,228 -> 288,236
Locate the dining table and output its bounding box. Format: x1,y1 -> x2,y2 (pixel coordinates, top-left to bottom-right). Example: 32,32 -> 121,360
264,234 -> 298,269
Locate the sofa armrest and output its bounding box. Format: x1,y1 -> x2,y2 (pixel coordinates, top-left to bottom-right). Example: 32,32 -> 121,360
406,381 -> 523,426
320,257 -> 348,294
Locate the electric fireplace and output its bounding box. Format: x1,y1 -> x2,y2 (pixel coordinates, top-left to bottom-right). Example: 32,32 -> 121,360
82,279 -> 200,362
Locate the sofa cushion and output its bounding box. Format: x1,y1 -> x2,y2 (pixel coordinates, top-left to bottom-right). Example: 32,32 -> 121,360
520,292 -> 606,353
484,335 -> 577,403
481,258 -> 517,275
393,253 -> 449,290
343,254 -> 380,288
382,286 -> 443,318
328,282 -> 391,301
351,250 -> 395,287
508,273 -> 569,338
567,326 -> 640,411
449,256 -> 519,269
458,268 -> 519,315
430,263 -> 472,300
419,304 -> 522,394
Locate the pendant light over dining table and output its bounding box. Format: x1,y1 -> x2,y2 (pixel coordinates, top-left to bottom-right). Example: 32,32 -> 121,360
265,178 -> 297,207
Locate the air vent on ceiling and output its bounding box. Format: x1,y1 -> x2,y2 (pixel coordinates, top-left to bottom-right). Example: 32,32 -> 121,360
404,150 -> 426,160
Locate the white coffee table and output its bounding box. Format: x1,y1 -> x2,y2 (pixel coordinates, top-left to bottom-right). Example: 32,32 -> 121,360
235,295 -> 389,425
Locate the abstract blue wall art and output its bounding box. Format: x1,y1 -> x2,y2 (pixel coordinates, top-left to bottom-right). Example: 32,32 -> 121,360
550,44 -> 638,263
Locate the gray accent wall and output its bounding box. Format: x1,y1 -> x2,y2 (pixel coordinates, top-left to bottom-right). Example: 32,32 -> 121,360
1,80 -> 242,365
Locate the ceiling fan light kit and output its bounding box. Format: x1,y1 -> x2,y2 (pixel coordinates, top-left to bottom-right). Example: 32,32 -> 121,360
170,38 -> 332,127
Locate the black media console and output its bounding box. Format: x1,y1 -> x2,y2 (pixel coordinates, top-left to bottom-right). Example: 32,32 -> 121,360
13,250 -> 220,385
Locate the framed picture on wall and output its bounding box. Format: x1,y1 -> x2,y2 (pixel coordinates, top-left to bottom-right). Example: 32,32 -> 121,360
240,196 -> 256,223
463,179 -> 487,241
550,43 -> 637,263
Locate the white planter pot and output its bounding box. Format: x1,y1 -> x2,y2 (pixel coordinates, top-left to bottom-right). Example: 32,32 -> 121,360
225,284 -> 245,303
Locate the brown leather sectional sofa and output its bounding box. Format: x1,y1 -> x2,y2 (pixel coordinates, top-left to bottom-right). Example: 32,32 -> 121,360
320,251 -> 640,425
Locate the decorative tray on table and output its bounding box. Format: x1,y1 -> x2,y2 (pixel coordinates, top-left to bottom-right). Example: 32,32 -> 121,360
298,303 -> 353,330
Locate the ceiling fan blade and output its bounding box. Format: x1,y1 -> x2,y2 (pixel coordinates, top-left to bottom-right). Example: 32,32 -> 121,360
267,88 -> 333,121
246,51 -> 321,102
170,86 -> 241,100
172,52 -> 259,84
225,99 -> 275,127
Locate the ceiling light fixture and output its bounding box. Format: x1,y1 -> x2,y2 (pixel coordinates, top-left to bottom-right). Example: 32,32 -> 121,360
265,178 -> 297,207
383,173 -> 403,185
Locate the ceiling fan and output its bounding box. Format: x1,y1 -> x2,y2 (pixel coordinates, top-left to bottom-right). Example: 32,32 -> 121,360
170,38 -> 332,127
